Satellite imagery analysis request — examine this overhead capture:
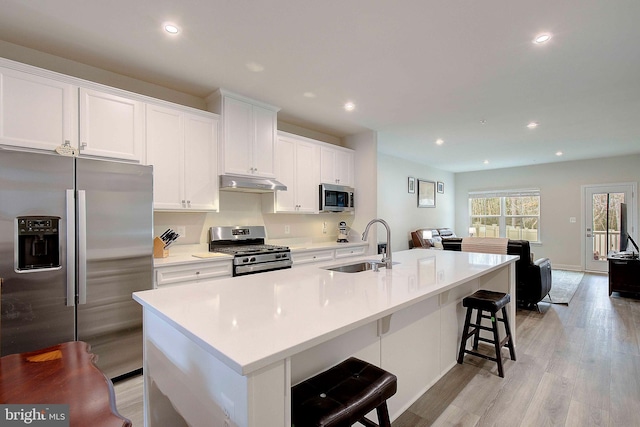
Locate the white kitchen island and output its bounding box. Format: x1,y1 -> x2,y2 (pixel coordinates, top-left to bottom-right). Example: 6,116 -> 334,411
133,249 -> 518,427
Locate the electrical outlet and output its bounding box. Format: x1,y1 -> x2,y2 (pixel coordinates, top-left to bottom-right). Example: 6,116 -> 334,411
177,226 -> 186,238
284,225 -> 290,234
220,393 -> 234,421
322,222 -> 327,234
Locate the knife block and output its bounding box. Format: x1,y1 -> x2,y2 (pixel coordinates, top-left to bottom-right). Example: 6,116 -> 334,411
153,237 -> 169,258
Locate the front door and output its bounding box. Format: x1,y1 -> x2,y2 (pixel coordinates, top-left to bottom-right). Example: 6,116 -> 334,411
584,184 -> 635,272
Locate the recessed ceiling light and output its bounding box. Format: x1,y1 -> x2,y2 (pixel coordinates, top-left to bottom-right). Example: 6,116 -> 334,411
527,121 -> 539,129
164,24 -> 180,34
245,62 -> 265,72
303,92 -> 316,98
533,33 -> 552,44
435,138 -> 444,145
556,151 -> 563,156
480,119 -> 486,125
344,102 -> 355,112
483,160 -> 490,165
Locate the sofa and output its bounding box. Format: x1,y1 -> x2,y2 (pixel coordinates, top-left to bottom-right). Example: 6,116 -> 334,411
441,237 -> 552,309
410,228 -> 456,249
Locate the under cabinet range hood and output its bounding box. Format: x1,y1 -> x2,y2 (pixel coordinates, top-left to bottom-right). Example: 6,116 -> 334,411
219,174 -> 287,193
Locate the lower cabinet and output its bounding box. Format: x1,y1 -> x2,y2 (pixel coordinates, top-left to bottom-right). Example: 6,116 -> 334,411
291,244 -> 369,267
291,249 -> 335,266
155,261 -> 232,288
335,246 -> 367,259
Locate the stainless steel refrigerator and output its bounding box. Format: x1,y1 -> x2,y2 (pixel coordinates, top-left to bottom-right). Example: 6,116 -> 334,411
0,148 -> 153,380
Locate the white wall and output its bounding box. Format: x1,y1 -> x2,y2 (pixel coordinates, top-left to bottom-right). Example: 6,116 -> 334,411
345,131 -> 378,253
0,40 -> 207,109
377,154 -> 456,252
454,154 -> 640,271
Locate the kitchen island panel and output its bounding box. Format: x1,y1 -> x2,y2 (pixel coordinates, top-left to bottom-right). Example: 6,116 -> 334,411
135,249 -> 518,427
144,309 -> 252,427
381,293 -> 442,418
290,321 -> 381,386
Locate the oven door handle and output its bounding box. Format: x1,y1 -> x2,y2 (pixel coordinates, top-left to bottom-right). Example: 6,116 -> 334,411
235,260 -> 293,275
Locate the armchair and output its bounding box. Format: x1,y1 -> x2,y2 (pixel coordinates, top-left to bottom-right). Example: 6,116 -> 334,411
441,238 -> 552,309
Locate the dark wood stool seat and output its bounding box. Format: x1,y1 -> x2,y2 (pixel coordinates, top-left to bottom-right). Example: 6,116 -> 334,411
457,289 -> 516,377
292,357 -> 397,427
0,341 -> 131,427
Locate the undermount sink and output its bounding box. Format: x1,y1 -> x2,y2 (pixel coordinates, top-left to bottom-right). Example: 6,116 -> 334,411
325,261 -> 386,273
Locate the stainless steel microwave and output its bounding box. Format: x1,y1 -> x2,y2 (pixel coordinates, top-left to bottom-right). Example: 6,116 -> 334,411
319,184 -> 355,212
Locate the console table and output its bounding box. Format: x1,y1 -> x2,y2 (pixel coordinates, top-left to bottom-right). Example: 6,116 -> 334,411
608,256 -> 640,296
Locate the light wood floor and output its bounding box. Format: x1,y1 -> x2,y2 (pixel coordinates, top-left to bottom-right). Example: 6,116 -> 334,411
114,273 -> 640,427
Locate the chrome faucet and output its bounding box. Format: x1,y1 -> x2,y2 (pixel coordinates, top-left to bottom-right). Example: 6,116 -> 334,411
362,218 -> 392,269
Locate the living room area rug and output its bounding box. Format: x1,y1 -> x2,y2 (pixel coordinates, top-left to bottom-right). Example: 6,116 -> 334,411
541,270 -> 585,305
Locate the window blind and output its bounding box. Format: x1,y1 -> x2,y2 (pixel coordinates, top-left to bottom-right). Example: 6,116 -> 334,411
468,189 -> 540,199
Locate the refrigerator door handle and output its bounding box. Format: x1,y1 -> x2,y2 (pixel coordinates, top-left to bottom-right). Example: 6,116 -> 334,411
78,190 -> 87,305
66,189 -> 76,307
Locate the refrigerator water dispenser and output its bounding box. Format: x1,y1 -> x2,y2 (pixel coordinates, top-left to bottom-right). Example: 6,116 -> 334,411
16,216 -> 61,271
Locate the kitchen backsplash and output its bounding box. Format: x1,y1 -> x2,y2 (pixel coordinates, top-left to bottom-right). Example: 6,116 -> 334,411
153,191 -> 356,248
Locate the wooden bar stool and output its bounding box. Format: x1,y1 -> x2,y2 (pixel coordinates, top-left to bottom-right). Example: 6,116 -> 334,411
0,341 -> 131,427
291,357 -> 397,427
457,289 -> 516,377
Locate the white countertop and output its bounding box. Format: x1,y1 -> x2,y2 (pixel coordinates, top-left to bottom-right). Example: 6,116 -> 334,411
153,241 -> 368,267
135,249 -> 518,375
153,251 -> 233,267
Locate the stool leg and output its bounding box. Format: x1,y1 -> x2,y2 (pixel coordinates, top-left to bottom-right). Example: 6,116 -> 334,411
491,311 -> 504,378
472,308 -> 483,350
501,306 -> 516,361
376,402 -> 392,427
458,307 -> 473,364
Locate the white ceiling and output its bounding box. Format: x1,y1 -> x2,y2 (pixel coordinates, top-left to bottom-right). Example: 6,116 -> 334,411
1,0 -> 639,172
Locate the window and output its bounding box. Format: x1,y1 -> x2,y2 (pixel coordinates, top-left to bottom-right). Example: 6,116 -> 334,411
469,189 -> 541,242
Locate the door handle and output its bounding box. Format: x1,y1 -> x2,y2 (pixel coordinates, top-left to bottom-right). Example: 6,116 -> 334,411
66,189 -> 76,307
78,190 -> 87,305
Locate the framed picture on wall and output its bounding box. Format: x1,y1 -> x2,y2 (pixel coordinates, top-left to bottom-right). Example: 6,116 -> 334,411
437,181 -> 444,194
417,179 -> 436,208
408,177 -> 415,193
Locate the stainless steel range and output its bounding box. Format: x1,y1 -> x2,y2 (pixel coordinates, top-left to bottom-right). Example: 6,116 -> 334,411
209,226 -> 292,276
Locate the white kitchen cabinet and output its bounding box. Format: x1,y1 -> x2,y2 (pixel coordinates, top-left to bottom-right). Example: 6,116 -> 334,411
183,113 -> 219,210
154,260 -> 232,288
320,145 -> 354,187
146,103 -> 219,211
0,65 -> 77,152
270,133 -> 319,213
291,249 -> 335,266
334,245 -> 367,259
207,89 -> 279,178
291,244 -> 368,266
79,87 -> 144,162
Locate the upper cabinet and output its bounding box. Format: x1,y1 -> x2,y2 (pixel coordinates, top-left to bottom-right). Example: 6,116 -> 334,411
79,88 -> 144,162
207,89 -> 280,178
146,103 -> 219,212
0,65 -> 77,152
268,132 -> 320,213
0,59 -> 145,163
320,145 -> 354,187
